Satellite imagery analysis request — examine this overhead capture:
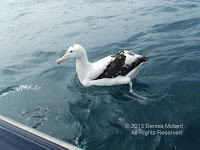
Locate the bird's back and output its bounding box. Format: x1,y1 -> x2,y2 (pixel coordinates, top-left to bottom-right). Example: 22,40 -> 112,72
95,51 -> 149,80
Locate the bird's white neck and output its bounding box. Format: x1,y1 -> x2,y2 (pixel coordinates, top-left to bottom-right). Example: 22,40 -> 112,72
76,51 -> 91,84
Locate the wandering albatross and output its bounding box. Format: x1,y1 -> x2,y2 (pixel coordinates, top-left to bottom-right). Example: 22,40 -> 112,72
56,44 -> 149,93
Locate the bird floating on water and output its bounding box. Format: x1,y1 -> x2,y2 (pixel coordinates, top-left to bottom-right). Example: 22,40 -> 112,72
56,44 -> 149,93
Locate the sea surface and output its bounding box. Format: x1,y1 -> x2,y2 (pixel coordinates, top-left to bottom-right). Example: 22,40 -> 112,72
0,0 -> 200,149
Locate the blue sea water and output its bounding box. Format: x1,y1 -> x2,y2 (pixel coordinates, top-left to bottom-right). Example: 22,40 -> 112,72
0,0 -> 200,149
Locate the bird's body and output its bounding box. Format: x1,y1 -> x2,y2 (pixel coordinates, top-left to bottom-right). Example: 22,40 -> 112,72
56,44 -> 149,89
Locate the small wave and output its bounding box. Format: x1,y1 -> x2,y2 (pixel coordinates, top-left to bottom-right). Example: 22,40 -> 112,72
62,19 -> 80,25
1,69 -> 16,75
13,12 -> 35,20
20,107 -> 49,129
152,17 -> 200,32
62,31 -> 81,38
159,6 -> 178,12
32,51 -> 57,57
179,3 -> 198,9
0,85 -> 41,98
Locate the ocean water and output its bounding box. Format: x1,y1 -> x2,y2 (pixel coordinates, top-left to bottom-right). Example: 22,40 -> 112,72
0,0 -> 200,149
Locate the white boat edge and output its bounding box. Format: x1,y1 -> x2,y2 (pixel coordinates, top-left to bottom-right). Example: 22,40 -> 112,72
0,114 -> 83,150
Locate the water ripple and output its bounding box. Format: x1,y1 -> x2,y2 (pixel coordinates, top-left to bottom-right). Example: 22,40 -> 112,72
20,107 -> 49,129
13,12 -> 35,20
152,17 -> 200,32
0,85 -> 41,98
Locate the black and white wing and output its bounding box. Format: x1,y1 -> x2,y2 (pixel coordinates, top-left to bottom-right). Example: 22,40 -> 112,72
95,51 -> 149,80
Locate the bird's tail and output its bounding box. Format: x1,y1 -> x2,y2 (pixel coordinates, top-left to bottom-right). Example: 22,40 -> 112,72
141,56 -> 149,62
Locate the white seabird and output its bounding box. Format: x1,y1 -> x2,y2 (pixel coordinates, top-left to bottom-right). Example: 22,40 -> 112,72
56,44 -> 149,92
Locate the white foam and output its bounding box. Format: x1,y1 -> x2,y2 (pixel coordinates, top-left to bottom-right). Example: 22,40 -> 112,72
0,85 -> 41,98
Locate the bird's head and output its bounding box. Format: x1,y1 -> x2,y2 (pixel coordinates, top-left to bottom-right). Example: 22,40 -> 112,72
56,44 -> 85,65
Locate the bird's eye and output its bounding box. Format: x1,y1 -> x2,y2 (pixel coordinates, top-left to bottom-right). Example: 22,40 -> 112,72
70,51 -> 72,53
